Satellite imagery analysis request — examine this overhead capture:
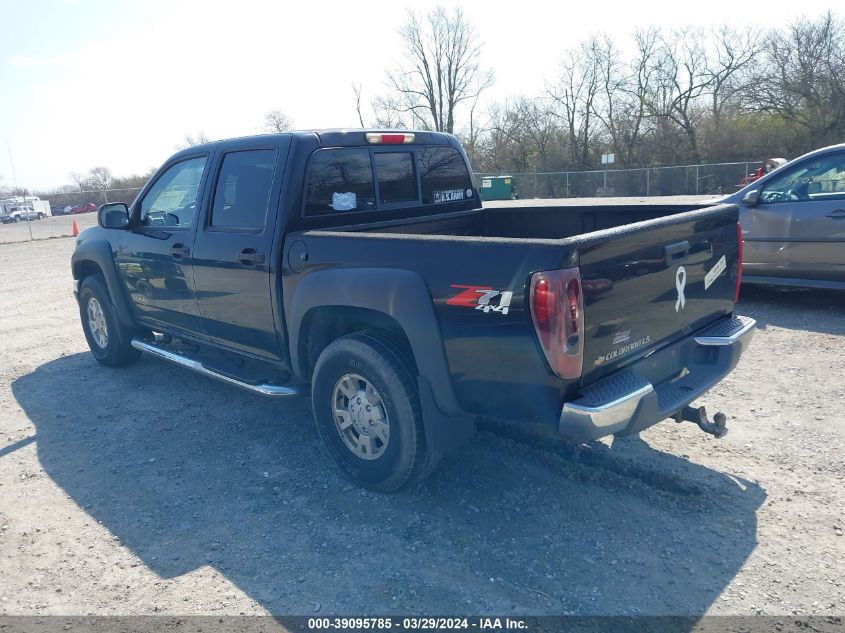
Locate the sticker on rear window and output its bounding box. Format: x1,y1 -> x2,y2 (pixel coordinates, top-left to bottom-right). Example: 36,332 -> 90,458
331,192 -> 357,211
433,189 -> 465,203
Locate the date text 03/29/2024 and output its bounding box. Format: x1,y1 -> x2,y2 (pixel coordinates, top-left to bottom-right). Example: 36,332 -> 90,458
306,617 -> 528,630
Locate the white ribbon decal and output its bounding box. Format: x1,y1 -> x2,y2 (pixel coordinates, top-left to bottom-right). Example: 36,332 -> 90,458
675,266 -> 687,312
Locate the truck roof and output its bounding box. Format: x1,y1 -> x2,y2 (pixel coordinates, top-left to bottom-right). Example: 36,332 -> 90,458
170,129 -> 458,162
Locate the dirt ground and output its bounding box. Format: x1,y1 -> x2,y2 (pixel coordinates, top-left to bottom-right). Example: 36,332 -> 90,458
0,236 -> 843,617
0,214 -> 98,244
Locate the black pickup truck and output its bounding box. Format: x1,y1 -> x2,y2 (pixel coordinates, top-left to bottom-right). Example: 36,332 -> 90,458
72,130 -> 755,491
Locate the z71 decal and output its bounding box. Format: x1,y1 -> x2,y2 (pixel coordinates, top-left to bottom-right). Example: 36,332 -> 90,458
447,284 -> 513,315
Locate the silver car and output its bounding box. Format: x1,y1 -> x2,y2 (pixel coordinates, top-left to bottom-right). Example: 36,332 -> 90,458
724,143 -> 845,290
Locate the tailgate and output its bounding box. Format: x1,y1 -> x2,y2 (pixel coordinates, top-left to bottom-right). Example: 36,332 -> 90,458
579,203 -> 740,384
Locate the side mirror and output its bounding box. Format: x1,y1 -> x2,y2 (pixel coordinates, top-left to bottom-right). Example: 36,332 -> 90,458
98,203 -> 130,229
740,189 -> 760,207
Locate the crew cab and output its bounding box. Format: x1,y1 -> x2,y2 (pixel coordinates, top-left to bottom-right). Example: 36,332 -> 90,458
71,130 -> 755,491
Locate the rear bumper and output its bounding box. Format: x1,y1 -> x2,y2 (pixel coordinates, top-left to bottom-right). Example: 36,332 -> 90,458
559,314 -> 755,441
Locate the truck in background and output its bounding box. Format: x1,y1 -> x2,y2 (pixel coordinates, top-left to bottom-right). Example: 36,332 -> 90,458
0,196 -> 52,223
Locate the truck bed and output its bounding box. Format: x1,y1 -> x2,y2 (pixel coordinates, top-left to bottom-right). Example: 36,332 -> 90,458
291,199 -> 741,424
349,198 -> 718,240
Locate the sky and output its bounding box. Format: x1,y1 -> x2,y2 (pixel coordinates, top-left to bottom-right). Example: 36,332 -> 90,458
0,0 -> 839,189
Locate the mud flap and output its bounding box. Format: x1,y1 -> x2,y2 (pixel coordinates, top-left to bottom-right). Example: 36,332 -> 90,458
417,375 -> 475,454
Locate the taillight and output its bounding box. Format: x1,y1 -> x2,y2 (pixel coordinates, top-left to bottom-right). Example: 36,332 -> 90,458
566,279 -> 580,331
532,278 -> 552,326
735,222 -> 743,304
530,268 -> 584,379
365,132 -> 415,145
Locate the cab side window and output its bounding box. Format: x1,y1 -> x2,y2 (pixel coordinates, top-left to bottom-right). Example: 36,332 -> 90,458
210,150 -> 277,230
760,153 -> 845,204
140,157 -> 208,227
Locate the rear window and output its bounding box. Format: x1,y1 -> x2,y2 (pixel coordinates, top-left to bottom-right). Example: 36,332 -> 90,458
304,149 -> 375,215
303,145 -> 474,217
418,147 -> 474,204
374,152 -> 417,205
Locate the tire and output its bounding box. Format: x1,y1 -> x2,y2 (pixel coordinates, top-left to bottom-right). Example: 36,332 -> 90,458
311,332 -> 435,492
78,274 -> 140,367
37,213 -> 45,220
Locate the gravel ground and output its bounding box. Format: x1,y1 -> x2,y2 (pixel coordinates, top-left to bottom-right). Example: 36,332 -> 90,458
0,214 -> 98,244
0,236 -> 843,617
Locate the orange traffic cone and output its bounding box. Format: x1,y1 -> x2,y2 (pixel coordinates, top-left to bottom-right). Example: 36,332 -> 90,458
71,220 -> 79,237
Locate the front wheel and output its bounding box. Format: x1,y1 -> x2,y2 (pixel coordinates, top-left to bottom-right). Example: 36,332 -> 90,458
311,333 -> 436,492
78,274 -> 140,367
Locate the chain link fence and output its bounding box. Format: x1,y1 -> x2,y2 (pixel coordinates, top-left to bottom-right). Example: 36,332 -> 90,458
40,187 -> 143,214
2,160 -> 764,244
32,160 -> 764,212
475,160 -> 763,199
0,187 -> 143,244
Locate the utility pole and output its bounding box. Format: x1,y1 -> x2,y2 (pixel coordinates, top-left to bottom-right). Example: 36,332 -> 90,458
6,140 -> 32,241
601,153 -> 615,193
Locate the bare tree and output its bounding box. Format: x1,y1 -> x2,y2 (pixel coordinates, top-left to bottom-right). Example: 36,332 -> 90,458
264,110 -> 294,133
753,12 -> 845,146
484,101 -> 533,173
179,132 -> 210,149
372,94 -> 413,129
459,75 -> 495,167
86,167 -> 113,191
380,6 -> 494,133
0,176 -> 27,198
69,172 -> 87,192
352,83 -> 366,127
647,28 -> 713,162
705,25 -> 761,121
549,38 -> 601,167
613,29 -> 661,165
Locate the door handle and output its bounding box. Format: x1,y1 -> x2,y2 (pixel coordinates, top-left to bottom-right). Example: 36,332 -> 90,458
171,243 -> 190,258
238,248 -> 265,266
826,209 -> 845,219
663,240 -> 690,265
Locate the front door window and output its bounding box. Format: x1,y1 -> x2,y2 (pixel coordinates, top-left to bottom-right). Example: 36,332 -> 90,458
139,157 -> 208,227
760,153 -> 845,204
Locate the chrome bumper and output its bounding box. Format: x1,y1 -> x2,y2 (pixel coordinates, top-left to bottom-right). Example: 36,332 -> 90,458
559,315 -> 756,440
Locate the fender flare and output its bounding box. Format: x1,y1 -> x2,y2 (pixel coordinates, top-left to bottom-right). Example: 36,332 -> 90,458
287,267 -> 461,417
71,239 -> 136,331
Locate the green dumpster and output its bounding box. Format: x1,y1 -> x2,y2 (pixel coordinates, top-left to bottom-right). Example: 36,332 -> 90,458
479,175 -> 518,201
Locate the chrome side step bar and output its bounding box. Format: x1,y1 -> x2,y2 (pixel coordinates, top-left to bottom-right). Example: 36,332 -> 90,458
694,315 -> 756,346
130,338 -> 299,397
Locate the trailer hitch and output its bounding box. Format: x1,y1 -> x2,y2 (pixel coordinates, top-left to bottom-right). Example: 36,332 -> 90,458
673,405 -> 728,438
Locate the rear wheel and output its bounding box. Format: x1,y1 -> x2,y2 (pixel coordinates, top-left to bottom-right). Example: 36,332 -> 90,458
311,332 -> 435,492
37,213 -> 45,220
78,274 -> 140,367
